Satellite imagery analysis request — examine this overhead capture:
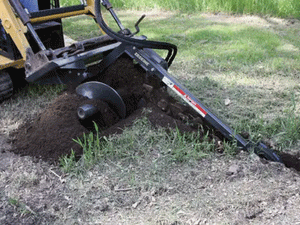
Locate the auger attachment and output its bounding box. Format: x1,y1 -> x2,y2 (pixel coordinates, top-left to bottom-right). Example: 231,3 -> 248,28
76,81 -> 126,120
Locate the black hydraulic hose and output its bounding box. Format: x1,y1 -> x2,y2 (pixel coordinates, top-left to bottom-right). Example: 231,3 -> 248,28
94,0 -> 177,67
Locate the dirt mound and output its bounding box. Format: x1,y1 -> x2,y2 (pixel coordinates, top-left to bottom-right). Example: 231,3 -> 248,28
12,56 -> 204,163
12,93 -> 121,161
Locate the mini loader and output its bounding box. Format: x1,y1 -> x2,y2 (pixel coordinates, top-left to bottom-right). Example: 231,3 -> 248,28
0,0 -> 282,163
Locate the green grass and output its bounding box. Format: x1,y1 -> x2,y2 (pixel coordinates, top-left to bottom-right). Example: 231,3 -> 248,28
250,96 -> 300,150
61,0 -> 300,18
112,0 -> 300,17
60,113 -> 224,174
138,14 -> 300,72
8,197 -> 34,216
61,15 -> 101,40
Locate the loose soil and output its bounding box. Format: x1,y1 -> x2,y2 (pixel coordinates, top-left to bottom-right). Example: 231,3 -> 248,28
1,13 -> 300,225
11,56 -> 204,163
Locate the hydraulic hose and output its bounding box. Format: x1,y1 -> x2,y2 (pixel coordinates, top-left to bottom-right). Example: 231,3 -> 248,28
94,0 -> 177,67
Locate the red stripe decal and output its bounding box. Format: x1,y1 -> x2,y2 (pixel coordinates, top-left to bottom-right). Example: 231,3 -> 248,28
195,104 -> 207,116
174,85 -> 185,95
173,85 -> 207,116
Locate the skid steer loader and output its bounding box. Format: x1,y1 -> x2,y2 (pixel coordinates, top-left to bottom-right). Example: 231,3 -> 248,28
0,0 -> 283,163
0,0 -> 65,97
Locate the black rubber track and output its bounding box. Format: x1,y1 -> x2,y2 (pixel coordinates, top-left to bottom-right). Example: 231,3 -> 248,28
0,71 -> 13,102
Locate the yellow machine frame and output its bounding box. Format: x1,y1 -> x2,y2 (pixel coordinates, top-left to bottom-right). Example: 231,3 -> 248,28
0,0 -> 98,70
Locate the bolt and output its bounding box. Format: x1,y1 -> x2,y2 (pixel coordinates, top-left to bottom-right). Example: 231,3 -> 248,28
24,63 -> 31,71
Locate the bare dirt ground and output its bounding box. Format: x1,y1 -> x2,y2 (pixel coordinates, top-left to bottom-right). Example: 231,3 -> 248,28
1,14 -> 300,225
